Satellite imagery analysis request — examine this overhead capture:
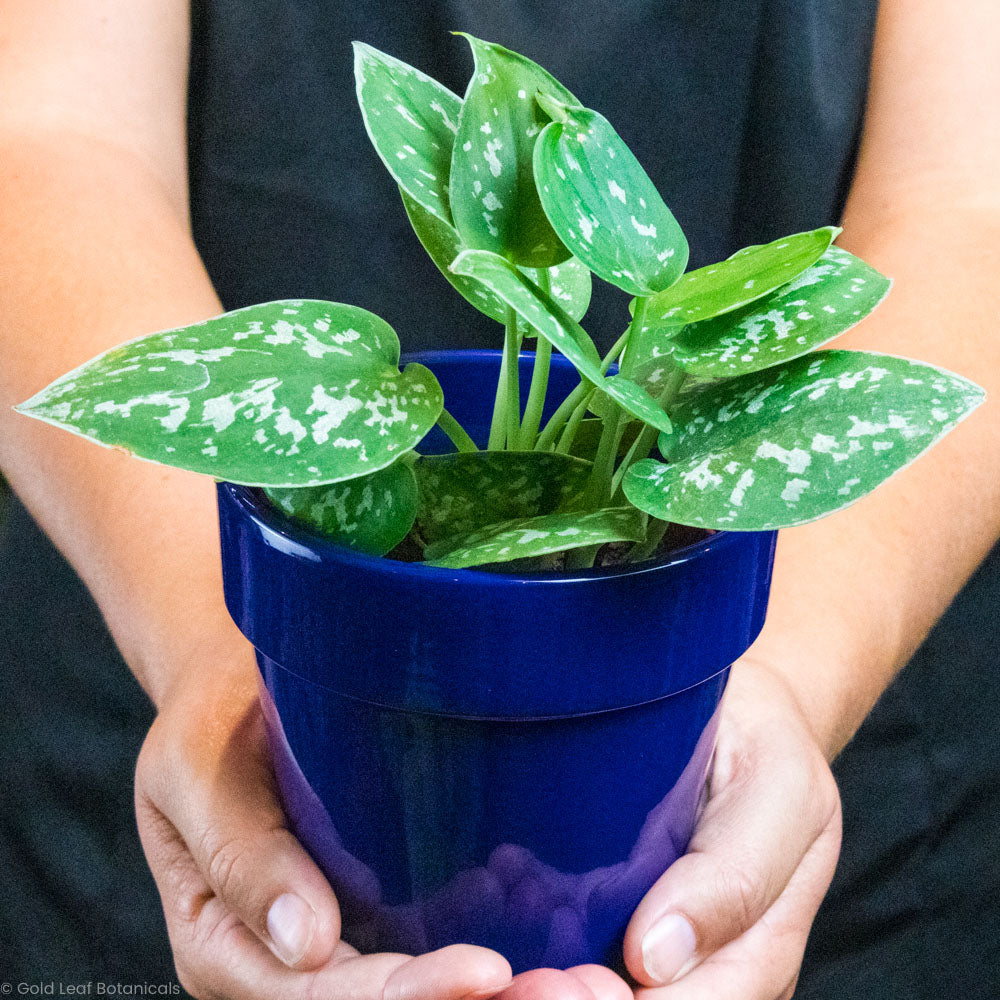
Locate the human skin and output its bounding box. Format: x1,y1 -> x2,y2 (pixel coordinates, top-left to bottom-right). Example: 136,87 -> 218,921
0,1 -> 997,999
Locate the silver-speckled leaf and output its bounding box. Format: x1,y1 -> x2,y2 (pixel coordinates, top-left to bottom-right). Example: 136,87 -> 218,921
641,227 -> 839,329
424,506 -> 645,568
414,450 -> 591,543
665,247 -> 892,378
533,98 -> 689,295
450,249 -> 672,433
622,350 -> 985,530
449,35 -> 577,267
264,459 -> 418,555
354,42 -> 462,224
15,300 -> 444,487
401,189 -> 591,332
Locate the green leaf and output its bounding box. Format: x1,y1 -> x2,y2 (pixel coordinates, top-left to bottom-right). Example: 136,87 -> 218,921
15,300 -> 444,488
401,189 -> 591,331
414,450 -> 591,543
665,247 -> 892,378
641,226 -> 839,329
424,506 -> 645,568
533,99 -> 688,295
450,249 -> 672,433
449,34 -> 577,267
264,459 -> 418,555
622,350 -> 985,530
354,41 -> 462,224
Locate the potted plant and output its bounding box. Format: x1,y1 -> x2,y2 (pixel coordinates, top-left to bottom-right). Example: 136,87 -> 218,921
15,34 -> 983,974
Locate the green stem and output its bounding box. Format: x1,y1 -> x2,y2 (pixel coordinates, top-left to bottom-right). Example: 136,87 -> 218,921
610,367 -> 686,499
554,390 -> 594,454
628,516 -> 670,563
533,328 -> 630,451
436,408 -> 478,453
518,272 -> 554,449
519,337 -> 552,449
503,306 -> 521,450
580,299 -> 649,508
487,341 -> 508,451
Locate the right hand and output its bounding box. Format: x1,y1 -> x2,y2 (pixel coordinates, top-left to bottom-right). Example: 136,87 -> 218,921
134,649 -> 519,1000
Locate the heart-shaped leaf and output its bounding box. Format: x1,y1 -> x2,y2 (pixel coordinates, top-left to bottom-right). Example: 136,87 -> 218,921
622,350 -> 985,530
414,450 -> 591,543
402,189 -> 591,330
15,300 -> 444,487
264,459 -> 418,555
449,34 -> 577,267
640,226 -> 839,329
664,247 -> 892,378
424,506 -> 645,568
450,249 -> 672,433
354,42 -> 462,224
533,97 -> 689,295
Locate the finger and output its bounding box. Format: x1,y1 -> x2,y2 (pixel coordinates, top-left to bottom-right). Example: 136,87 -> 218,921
624,726 -> 838,987
633,806 -> 840,1000
382,945 -> 513,1000
138,696 -> 341,970
493,969 -> 598,1000
139,794 -> 510,1000
566,964 -> 633,1000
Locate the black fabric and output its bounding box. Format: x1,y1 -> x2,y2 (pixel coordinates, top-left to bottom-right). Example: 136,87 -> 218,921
187,0 -> 876,351
3,1 -> 999,996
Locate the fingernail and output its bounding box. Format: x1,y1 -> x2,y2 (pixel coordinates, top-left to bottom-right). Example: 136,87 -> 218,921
266,893 -> 315,967
641,912 -> 697,984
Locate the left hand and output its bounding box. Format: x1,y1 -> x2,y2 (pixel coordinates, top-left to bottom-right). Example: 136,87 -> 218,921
620,658 -> 842,999
493,659 -> 842,1000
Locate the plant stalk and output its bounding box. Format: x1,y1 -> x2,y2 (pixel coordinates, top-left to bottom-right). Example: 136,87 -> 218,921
628,516 -> 670,563
518,271 -> 554,449
503,306 -> 521,450
436,408 -> 478,453
487,344 -> 509,451
580,298 -> 649,508
554,389 -> 595,454
610,366 -> 686,499
533,328 -> 630,451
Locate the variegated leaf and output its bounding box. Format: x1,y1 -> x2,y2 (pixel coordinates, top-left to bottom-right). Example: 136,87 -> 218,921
424,506 -> 645,569
664,247 -> 892,378
414,450 -> 591,543
354,41 -> 462,224
450,249 -> 672,433
449,34 -> 577,267
264,459 -> 418,555
640,226 -> 839,329
622,350 -> 985,530
15,301 -> 444,487
401,189 -> 591,332
533,97 -> 688,295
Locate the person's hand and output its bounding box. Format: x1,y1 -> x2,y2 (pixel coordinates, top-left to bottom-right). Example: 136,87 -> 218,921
134,648 -> 514,1000
621,659 -> 842,1000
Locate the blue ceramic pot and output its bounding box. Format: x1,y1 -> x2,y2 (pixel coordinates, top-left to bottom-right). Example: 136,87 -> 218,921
217,351 -> 776,974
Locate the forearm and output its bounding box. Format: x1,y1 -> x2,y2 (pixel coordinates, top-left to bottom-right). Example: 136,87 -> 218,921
0,128 -> 247,707
747,195 -> 1000,758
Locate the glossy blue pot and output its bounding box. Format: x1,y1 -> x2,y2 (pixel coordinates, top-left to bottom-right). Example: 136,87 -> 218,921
218,351 -> 776,974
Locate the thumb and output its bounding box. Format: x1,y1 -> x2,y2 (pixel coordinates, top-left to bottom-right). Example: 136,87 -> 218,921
622,708 -> 839,987
137,680 -> 342,970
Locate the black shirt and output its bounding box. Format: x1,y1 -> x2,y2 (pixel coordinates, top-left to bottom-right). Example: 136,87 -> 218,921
2,2 -> 998,995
